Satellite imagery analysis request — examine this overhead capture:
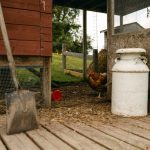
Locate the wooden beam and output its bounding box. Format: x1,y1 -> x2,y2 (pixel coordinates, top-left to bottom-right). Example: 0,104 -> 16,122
120,15 -> 123,33
107,0 -> 114,100
93,49 -> 98,72
0,56 -> 43,67
120,3 -> 124,33
62,43 -> 67,71
79,0 -> 105,10
115,0 -> 150,16
83,10 -> 87,80
88,1 -> 106,12
42,57 -> 51,107
107,0 -> 114,36
26,67 -> 41,77
62,51 -> 92,60
64,69 -> 83,78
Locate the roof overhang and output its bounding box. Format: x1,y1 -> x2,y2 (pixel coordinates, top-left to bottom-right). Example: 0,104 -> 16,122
53,0 -> 107,13
53,0 -> 150,15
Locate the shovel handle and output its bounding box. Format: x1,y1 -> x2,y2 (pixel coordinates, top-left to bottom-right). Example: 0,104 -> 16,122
0,3 -> 19,90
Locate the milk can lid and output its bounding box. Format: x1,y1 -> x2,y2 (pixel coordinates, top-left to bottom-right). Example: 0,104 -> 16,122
116,48 -> 146,54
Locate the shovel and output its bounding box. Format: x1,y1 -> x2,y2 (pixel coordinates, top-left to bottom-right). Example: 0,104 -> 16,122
0,3 -> 38,134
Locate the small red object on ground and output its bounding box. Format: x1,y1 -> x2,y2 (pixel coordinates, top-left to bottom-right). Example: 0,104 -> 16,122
146,147 -> 150,150
52,90 -> 62,101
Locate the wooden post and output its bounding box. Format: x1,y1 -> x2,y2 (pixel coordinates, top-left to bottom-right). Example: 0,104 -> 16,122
62,43 -> 67,71
93,49 -> 98,72
120,15 -> 123,32
107,0 -> 114,36
107,0 -> 114,100
149,76 -> 150,112
40,67 -> 43,92
83,10 -> 87,80
42,57 -> 52,107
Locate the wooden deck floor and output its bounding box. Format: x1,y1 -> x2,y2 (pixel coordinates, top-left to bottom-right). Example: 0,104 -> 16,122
0,117 -> 150,150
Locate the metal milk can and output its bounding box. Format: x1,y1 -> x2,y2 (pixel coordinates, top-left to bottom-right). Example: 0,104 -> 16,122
111,48 -> 149,116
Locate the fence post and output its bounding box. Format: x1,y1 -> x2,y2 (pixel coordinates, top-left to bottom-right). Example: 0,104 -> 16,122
62,43 -> 67,71
107,0 -> 114,100
42,57 -> 52,107
83,10 -> 87,80
93,49 -> 98,72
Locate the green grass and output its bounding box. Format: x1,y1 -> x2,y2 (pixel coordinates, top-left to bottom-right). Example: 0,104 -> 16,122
52,53 -> 91,82
52,53 -> 80,82
16,53 -> 91,86
17,68 -> 40,87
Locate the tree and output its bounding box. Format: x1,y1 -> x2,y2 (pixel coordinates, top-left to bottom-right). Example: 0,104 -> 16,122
53,6 -> 93,53
69,34 -> 93,53
53,6 -> 80,53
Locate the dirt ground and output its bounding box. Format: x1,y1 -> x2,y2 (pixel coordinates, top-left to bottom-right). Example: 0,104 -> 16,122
0,82 -> 122,126
39,82 -> 121,125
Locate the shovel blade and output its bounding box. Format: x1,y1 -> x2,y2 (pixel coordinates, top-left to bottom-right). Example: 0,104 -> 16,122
5,90 -> 38,135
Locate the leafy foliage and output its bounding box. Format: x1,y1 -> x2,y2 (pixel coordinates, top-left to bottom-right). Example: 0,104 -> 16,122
53,6 -> 80,52
70,35 -> 93,53
53,6 -> 93,53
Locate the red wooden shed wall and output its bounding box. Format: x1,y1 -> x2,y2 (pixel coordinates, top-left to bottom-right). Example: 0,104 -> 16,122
0,0 -> 52,56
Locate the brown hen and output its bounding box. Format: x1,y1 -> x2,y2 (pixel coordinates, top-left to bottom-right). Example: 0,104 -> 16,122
87,49 -> 107,98
88,72 -> 107,98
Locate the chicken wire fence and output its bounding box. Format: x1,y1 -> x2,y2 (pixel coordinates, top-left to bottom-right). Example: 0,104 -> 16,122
0,66 -> 42,99
114,0 -> 150,34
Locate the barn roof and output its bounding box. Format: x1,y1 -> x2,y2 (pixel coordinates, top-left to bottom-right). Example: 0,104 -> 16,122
100,22 -> 144,33
53,0 -> 150,15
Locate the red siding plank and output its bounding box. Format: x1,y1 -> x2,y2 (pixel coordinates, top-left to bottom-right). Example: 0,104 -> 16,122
41,42 -> 52,56
40,0 -> 52,13
41,27 -> 51,34
3,8 -> 40,26
41,28 -> 52,42
1,0 -> 53,13
0,24 -> 40,41
40,13 -> 52,28
1,0 -> 40,11
0,40 -> 40,56
41,34 -> 52,42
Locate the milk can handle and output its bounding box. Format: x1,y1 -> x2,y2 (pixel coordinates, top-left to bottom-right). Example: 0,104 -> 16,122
115,57 -> 120,63
135,56 -> 147,64
140,56 -> 147,64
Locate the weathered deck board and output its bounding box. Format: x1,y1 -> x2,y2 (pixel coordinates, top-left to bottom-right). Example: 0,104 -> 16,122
1,132 -> 40,150
121,118 -> 150,130
112,120 -> 150,140
90,121 -> 150,149
0,118 -> 150,150
136,117 -> 150,124
42,122 -> 108,150
64,123 -> 140,150
0,140 -> 7,150
27,127 -> 73,150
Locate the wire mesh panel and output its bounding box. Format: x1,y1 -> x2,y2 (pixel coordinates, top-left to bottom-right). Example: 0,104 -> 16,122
0,66 -> 41,99
114,0 -> 150,34
0,67 -> 14,98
